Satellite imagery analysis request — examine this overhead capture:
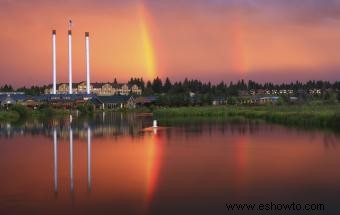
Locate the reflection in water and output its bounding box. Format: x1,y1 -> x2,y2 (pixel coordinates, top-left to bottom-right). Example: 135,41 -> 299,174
69,127 -> 74,193
145,127 -> 162,211
53,123 -> 92,193
0,113 -> 340,215
52,125 -> 92,194
53,128 -> 58,193
0,114 -> 338,148
87,127 -> 92,192
0,113 -> 152,138
234,136 -> 248,190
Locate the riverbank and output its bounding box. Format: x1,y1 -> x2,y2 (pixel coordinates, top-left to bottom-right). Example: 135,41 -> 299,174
2,104 -> 339,130
0,111 -> 20,122
153,105 -> 340,130
0,107 -> 70,122
0,105 -> 152,122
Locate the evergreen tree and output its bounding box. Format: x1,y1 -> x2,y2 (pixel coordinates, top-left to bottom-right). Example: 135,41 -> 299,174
0,84 -> 14,92
152,77 -> 163,93
163,77 -> 172,93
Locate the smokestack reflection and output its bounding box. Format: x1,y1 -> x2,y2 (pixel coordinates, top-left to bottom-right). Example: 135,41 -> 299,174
53,128 -> 58,193
51,126 -> 93,195
87,127 -> 92,192
69,127 -> 74,193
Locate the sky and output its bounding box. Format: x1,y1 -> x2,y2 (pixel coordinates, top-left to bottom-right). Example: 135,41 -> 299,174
1,0 -> 340,87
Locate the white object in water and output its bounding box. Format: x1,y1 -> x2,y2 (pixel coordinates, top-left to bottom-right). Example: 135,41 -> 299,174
153,120 -> 158,128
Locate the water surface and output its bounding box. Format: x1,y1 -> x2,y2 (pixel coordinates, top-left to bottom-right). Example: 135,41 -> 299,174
0,113 -> 339,215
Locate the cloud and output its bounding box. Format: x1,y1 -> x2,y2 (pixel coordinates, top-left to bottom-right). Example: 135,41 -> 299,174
247,0 -> 340,24
146,0 -> 340,25
2,0 -> 340,24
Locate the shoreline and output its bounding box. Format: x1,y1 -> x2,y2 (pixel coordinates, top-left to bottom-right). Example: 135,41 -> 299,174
0,107 -> 152,122
1,105 -> 339,131
153,105 -> 340,131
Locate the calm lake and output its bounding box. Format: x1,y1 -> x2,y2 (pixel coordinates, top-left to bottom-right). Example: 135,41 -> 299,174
0,113 -> 339,215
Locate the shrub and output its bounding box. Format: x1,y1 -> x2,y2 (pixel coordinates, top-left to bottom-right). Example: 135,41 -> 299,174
11,104 -> 30,118
41,107 -> 56,118
0,111 -> 19,122
77,104 -> 94,115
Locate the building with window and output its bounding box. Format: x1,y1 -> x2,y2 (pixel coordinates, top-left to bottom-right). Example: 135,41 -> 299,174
44,82 -> 142,96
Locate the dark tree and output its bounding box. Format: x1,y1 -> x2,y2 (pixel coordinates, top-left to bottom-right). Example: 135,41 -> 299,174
152,77 -> 163,93
163,77 -> 172,93
0,84 -> 14,92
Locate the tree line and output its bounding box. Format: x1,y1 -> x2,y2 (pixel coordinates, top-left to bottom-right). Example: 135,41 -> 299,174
1,78 -> 339,98
127,77 -> 340,96
127,77 -> 340,106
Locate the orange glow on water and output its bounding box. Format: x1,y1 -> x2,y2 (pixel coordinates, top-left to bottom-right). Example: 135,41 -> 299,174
1,122 -> 340,214
145,129 -> 163,209
234,136 -> 249,189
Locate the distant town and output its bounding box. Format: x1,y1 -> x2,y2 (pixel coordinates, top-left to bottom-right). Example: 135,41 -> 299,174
0,78 -> 339,110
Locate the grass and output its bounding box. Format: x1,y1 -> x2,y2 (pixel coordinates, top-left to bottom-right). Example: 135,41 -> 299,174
153,105 -> 340,130
0,111 -> 20,122
0,106 -> 70,122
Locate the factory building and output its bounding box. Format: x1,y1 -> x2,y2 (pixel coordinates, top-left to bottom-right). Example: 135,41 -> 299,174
44,82 -> 142,96
49,22 -> 142,97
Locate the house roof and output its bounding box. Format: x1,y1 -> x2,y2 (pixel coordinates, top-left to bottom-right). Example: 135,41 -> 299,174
90,97 -> 103,105
92,83 -> 103,88
0,97 -> 16,105
0,94 -> 27,102
29,94 -> 94,101
260,96 -> 280,100
146,96 -> 157,101
135,96 -> 157,104
96,95 -> 133,104
0,92 -> 25,95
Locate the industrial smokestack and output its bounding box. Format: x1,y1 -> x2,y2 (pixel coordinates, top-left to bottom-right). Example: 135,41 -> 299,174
68,30 -> 73,94
85,32 -> 90,94
52,30 -> 57,94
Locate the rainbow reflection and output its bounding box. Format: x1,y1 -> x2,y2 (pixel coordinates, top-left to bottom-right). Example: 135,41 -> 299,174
144,128 -> 163,211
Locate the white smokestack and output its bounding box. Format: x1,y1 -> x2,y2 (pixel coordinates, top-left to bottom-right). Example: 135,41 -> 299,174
52,30 -> 57,94
68,30 -> 73,94
85,32 -> 90,94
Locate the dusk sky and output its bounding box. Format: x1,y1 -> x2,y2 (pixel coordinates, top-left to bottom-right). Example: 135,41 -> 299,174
1,0 -> 340,87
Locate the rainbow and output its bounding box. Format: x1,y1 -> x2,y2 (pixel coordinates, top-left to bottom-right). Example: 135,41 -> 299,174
230,11 -> 249,78
138,1 -> 157,80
